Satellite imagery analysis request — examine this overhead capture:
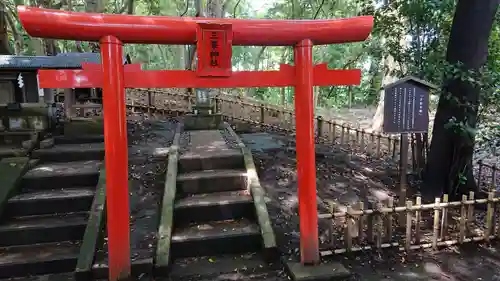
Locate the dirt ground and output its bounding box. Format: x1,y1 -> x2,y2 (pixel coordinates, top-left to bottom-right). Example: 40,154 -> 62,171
94,114 -> 177,266
242,125 -> 500,281
245,128 -> 398,255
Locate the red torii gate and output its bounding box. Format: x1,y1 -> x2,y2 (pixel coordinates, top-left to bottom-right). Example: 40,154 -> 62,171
17,6 -> 373,280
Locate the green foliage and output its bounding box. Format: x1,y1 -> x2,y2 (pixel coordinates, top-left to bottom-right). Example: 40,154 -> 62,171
2,0 -> 499,113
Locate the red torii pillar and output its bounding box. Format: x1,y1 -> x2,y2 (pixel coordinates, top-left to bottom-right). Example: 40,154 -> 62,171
17,6 -> 373,280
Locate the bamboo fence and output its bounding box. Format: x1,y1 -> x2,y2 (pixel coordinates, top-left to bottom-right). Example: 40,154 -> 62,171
318,190 -> 500,256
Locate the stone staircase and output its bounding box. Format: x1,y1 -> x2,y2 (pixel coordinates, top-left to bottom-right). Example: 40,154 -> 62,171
161,121 -> 278,279
0,136 -> 104,279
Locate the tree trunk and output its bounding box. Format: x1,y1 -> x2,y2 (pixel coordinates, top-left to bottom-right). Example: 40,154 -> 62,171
0,1 -> 12,55
207,0 -> 223,18
424,0 -> 499,199
40,0 -> 60,55
5,10 -> 22,54
247,46 -> 267,97
84,0 -> 107,52
185,0 -> 204,70
370,52 -> 398,132
280,47 -> 290,105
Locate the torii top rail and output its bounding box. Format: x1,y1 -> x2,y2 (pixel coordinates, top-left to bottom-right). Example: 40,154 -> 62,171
18,6 -> 372,46
17,6 -> 373,281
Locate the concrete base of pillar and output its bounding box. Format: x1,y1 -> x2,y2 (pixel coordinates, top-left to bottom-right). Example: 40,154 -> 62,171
283,259 -> 351,281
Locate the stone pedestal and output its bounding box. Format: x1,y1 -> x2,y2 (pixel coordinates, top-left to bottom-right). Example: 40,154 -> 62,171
193,104 -> 214,115
63,117 -> 104,137
184,113 -> 222,131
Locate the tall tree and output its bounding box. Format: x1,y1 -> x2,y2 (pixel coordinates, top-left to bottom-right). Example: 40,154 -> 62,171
424,0 -> 499,199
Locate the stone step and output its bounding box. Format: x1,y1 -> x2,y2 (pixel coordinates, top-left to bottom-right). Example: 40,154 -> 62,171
179,149 -> 244,173
5,188 -> 95,217
0,273 -> 74,281
54,135 -> 104,145
174,190 -> 255,224
31,143 -> 105,163
171,219 -> 262,258
0,241 -> 80,279
0,212 -> 88,247
177,169 -> 247,195
22,161 -> 101,190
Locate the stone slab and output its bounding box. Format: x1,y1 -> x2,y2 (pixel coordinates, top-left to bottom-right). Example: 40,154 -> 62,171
284,260 -> 351,281
170,218 -> 261,258
0,240 -> 80,279
179,130 -> 242,173
188,130 -> 228,152
54,134 -> 104,145
176,169 -> 247,195
0,146 -> 26,159
75,168 -> 107,281
155,130 -> 181,274
7,187 -> 94,217
181,146 -> 240,159
32,143 -> 105,163
179,151 -> 244,173
24,160 -> 101,179
239,133 -> 287,152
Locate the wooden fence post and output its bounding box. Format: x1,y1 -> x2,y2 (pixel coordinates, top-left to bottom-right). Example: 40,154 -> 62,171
405,200 -> 413,251
366,201 -> 374,244
432,198 -> 441,250
485,191 -> 494,242
357,201 -> 364,242
331,122 -> 337,144
414,196 -> 421,243
467,191 -> 475,235
360,129 -> 365,151
260,104 -> 265,125
340,125 -> 345,145
492,165 -> 497,192
316,116 -> 323,140
376,133 -> 381,157
328,201 -> 336,248
345,205 -> 354,252
147,91 -> 152,114
392,137 -> 398,161
459,195 -> 467,243
369,133 -> 375,155
384,197 -> 393,242
440,194 -> 449,240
